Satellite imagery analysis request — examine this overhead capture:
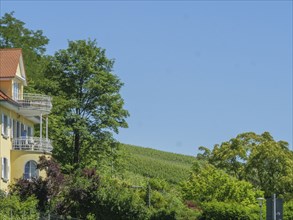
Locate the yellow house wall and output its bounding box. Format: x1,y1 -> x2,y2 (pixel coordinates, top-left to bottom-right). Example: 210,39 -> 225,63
0,80 -> 12,98
0,130 -> 11,191
10,150 -> 49,182
0,105 -> 38,191
0,106 -> 11,191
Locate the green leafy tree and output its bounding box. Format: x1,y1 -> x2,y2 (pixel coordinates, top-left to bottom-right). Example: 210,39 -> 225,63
284,200 -> 293,220
246,141 -> 293,199
0,12 -> 49,89
42,39 -> 129,169
181,161 -> 263,205
197,132 -> 293,199
180,161 -> 263,219
199,132 -> 272,180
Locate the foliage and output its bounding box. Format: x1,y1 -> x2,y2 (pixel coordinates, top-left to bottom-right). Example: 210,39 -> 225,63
0,195 -> 39,219
246,141 -> 293,200
181,160 -> 263,205
54,168 -> 102,219
40,39 -> 129,169
0,12 -> 49,89
0,189 -> 6,199
11,177 -> 48,211
10,156 -> 64,211
148,191 -> 201,220
11,157 -> 147,219
197,132 -> 272,179
52,172 -> 150,219
197,132 -> 293,199
95,176 -> 199,220
200,201 -> 259,220
284,201 -> 293,220
94,177 -> 149,220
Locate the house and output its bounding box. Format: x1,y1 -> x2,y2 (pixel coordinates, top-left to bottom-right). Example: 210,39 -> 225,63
0,48 -> 52,192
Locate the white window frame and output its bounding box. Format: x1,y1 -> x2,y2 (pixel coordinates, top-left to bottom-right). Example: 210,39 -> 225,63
13,119 -> 17,138
13,82 -> 20,100
16,121 -> 20,138
24,160 -> 39,180
1,157 -> 9,182
1,114 -> 10,138
10,118 -> 14,138
27,126 -> 33,137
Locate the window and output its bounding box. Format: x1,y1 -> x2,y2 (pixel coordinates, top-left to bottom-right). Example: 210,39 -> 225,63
13,120 -> 17,138
16,121 -> 20,138
13,82 -> 20,100
10,118 -> 14,138
24,160 -> 38,179
1,114 -> 9,137
1,157 -> 9,181
21,124 -> 27,138
27,126 -> 32,137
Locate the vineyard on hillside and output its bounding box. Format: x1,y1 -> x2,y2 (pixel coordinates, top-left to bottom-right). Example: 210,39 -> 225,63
121,144 -> 196,184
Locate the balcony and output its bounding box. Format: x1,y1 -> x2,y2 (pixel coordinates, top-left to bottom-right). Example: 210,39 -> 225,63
17,93 -> 52,116
12,137 -> 53,153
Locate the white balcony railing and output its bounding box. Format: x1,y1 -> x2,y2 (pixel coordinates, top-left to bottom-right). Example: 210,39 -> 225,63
17,93 -> 52,114
12,137 -> 53,153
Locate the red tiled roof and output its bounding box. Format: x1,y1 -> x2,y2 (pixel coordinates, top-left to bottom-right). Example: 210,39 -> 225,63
0,48 -> 22,78
0,90 -> 19,106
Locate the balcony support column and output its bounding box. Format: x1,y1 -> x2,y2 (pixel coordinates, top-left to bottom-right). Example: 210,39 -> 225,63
46,115 -> 48,141
40,113 -> 42,142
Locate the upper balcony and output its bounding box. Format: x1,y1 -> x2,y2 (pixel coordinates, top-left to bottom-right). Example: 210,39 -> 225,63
17,93 -> 52,116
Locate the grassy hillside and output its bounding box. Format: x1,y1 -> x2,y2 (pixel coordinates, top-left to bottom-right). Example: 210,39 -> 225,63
121,144 -> 196,184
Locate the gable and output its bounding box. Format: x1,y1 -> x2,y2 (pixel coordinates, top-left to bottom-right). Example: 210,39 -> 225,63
15,57 -> 26,80
0,48 -> 27,85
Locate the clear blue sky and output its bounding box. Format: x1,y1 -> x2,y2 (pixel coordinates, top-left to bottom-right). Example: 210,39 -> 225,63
1,1 -> 292,155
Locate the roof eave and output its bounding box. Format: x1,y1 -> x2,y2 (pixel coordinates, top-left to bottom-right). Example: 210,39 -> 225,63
0,101 -> 40,124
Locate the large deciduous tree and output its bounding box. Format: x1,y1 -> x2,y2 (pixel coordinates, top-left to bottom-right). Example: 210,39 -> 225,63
197,132 -> 293,199
245,141 -> 293,199
181,160 -> 263,205
43,39 -> 129,169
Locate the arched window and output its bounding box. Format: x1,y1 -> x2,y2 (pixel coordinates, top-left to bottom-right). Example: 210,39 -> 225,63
24,160 -> 38,179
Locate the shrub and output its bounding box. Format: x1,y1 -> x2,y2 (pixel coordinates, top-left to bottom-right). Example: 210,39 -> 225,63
0,195 -> 39,219
0,189 -> 6,199
284,200 -> 293,220
200,201 -> 259,220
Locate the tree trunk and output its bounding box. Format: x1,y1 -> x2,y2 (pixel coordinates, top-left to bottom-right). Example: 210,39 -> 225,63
73,132 -> 80,166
